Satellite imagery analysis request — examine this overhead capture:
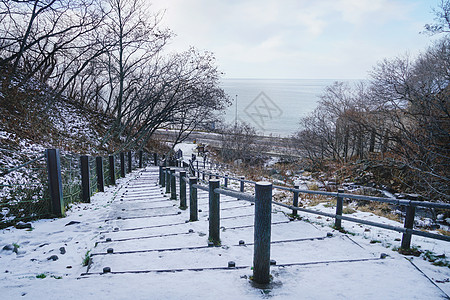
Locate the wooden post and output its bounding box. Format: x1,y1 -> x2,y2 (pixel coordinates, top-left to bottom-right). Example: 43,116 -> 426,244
45,149 -> 64,217
292,184 -> 299,216
253,181 -> 273,284
159,166 -> 163,186
189,177 -> 198,221
109,155 -> 115,185
238,176 -> 244,200
127,151 -> 132,173
180,171 -> 187,209
224,174 -> 228,188
335,188 -> 344,229
120,152 -> 125,178
165,168 -> 170,194
209,179 -> 220,246
80,155 -> 90,203
170,169 -> 176,200
153,153 -> 158,166
96,157 -> 104,192
139,150 -> 143,168
401,204 -> 416,249
161,167 -> 166,188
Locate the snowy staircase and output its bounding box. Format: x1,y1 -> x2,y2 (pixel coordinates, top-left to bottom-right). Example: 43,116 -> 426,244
83,166 -> 376,275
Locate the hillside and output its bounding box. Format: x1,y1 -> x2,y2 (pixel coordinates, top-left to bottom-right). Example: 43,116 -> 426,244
0,68 -> 115,155
0,67 -> 139,228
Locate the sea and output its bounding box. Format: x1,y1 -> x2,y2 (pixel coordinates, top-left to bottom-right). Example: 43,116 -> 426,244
219,78 -> 358,137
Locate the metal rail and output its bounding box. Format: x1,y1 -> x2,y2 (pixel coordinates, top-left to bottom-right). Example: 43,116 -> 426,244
1,154 -> 45,176
194,169 -> 450,210
162,166 -> 450,248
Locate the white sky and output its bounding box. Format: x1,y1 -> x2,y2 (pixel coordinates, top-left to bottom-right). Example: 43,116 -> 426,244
150,0 -> 440,79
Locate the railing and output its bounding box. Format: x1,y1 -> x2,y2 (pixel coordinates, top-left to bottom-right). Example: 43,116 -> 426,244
60,152 -> 82,208
1,148 -> 157,228
159,165 -> 450,284
0,148 -> 50,228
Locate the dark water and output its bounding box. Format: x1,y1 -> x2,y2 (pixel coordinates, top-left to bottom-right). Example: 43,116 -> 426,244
220,78 -> 356,137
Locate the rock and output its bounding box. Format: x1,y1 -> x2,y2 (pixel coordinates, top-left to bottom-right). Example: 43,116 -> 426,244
15,221 -> 32,229
428,224 -> 440,230
47,255 -> 59,261
269,168 -> 279,175
59,247 -> 66,255
2,244 -> 14,252
233,159 -> 243,166
65,221 -> 81,226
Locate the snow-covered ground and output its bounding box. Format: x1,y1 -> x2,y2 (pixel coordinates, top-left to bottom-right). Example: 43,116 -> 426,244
1,165 -> 449,299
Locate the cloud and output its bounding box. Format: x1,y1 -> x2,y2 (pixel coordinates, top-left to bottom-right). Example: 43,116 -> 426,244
331,0 -> 411,24
149,0 -> 437,79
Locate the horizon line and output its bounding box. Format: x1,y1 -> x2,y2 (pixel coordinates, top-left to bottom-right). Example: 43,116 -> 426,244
221,77 -> 365,81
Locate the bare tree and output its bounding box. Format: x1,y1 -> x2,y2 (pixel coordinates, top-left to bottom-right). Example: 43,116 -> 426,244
295,39 -> 449,201
219,122 -> 263,165
424,0 -> 450,35
0,0 -> 105,90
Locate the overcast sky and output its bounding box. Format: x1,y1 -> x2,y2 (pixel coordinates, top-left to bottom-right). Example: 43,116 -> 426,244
150,0 -> 440,79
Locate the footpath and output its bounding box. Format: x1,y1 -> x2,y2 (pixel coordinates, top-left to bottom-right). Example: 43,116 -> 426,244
1,166 -> 448,299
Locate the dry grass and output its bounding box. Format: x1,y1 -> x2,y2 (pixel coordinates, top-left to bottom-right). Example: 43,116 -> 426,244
307,183 -> 319,190
437,229 -> 450,236
356,202 -> 401,222
303,193 -> 332,207
272,191 -> 292,203
342,207 -> 356,214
